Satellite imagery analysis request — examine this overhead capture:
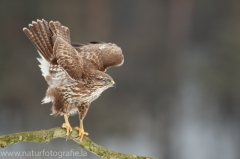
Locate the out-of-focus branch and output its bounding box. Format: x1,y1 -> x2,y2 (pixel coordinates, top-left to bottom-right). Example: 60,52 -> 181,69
0,127 -> 157,159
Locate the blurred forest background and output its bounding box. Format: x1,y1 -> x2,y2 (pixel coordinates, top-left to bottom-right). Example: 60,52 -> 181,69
0,0 -> 240,159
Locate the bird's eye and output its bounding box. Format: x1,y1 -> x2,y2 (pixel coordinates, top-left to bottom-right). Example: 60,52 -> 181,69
102,78 -> 110,83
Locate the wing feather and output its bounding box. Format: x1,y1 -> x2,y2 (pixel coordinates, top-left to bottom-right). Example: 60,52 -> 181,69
53,37 -> 84,80
73,43 -> 124,71
49,21 -> 71,44
23,19 -> 54,62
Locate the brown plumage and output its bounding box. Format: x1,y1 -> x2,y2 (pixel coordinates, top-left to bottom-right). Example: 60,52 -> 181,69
23,19 -> 124,140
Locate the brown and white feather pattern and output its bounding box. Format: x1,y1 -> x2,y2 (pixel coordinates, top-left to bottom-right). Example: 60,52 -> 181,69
23,19 -> 124,120
75,43 -> 124,71
53,37 -> 84,80
49,21 -> 71,44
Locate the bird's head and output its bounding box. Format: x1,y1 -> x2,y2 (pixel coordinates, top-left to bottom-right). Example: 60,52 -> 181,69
93,71 -> 116,89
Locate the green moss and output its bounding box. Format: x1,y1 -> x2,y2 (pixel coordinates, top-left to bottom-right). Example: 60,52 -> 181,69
0,127 -> 157,159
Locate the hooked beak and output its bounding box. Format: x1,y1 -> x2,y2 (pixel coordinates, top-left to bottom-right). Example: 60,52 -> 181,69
111,80 -> 116,88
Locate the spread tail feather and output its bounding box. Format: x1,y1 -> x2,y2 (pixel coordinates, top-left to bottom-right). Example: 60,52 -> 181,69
23,19 -> 71,62
23,19 -> 54,62
49,21 -> 71,44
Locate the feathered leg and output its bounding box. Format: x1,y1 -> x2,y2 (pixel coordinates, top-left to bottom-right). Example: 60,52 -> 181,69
62,114 -> 72,136
75,103 -> 89,141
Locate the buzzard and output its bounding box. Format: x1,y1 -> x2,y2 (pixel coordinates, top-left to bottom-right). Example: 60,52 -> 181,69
23,19 -> 124,141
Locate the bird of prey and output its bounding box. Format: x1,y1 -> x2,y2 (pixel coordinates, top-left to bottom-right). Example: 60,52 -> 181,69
23,19 -> 124,141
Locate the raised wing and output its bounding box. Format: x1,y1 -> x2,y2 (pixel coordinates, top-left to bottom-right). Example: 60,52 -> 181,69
23,19 -> 54,62
24,19 -> 84,81
53,37 -> 84,80
49,21 -> 71,44
73,43 -> 124,71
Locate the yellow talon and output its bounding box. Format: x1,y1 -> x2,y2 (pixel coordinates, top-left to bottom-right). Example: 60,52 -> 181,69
62,114 -> 72,136
75,119 -> 88,141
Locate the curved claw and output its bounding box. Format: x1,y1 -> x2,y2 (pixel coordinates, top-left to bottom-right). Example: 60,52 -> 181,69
62,122 -> 73,136
75,126 -> 88,141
